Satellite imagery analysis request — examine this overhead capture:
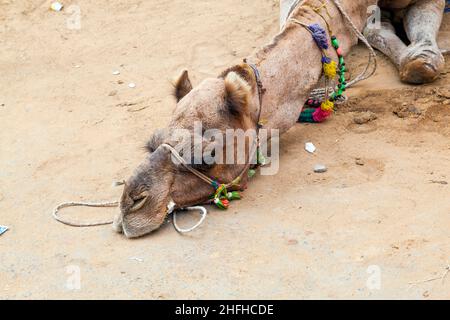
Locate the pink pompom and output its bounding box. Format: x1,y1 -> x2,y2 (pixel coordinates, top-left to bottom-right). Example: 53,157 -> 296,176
312,108 -> 331,122
336,47 -> 343,56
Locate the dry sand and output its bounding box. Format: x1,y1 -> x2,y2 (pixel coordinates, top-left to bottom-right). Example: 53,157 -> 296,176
0,0 -> 449,299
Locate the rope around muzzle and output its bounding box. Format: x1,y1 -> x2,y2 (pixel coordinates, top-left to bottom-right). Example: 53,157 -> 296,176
53,197 -> 208,234
53,173 -> 208,233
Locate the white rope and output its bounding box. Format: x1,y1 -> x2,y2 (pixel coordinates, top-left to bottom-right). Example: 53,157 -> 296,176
172,206 -> 208,234
53,199 -> 208,233
53,201 -> 118,227
331,0 -> 377,87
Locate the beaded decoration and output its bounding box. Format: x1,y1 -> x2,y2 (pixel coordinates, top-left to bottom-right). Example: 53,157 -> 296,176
211,182 -> 242,210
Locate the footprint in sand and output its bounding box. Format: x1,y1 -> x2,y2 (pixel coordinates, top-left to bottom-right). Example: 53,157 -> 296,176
337,158 -> 386,188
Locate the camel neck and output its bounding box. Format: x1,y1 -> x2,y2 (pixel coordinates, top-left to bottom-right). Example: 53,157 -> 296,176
245,0 -> 374,133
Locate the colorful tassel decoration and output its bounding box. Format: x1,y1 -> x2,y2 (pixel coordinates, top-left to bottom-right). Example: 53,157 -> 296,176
312,108 -> 332,123
308,24 -> 329,50
321,100 -> 334,112
323,60 -> 337,78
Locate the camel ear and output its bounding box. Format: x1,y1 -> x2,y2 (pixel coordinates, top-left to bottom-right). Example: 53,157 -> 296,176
224,72 -> 251,116
173,70 -> 193,102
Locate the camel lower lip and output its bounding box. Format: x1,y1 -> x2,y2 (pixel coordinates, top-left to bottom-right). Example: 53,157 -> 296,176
129,196 -> 148,212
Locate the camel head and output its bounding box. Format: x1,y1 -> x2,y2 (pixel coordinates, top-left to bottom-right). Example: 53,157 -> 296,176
113,64 -> 261,238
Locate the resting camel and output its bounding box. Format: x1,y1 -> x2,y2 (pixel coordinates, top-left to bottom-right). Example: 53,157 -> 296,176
113,0 -> 446,238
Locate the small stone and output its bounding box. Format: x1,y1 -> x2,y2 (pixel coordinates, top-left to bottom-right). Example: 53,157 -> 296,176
130,257 -> 143,262
117,80 -> 124,84
50,2 -> 63,12
112,70 -> 120,75
287,239 -> 298,245
353,111 -> 377,124
314,164 -> 327,173
305,142 -> 316,154
128,83 -> 136,88
355,158 -> 365,166
108,90 -> 117,97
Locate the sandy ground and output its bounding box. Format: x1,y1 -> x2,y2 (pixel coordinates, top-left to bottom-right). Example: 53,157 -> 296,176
0,0 -> 449,299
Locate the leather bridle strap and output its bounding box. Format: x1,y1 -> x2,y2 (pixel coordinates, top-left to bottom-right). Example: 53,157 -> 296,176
246,61 -> 265,133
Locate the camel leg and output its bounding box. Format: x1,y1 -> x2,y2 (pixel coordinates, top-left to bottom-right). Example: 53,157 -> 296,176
400,0 -> 445,84
364,19 -> 408,68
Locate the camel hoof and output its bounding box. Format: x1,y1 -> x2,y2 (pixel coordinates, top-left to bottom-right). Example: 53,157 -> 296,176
399,44 -> 444,84
400,58 -> 439,84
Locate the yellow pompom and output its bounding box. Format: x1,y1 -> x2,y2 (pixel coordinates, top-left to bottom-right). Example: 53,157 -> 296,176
323,60 -> 337,79
321,100 -> 334,112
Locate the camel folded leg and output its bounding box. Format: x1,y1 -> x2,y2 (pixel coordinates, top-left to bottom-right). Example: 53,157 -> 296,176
364,20 -> 408,68
400,0 -> 445,84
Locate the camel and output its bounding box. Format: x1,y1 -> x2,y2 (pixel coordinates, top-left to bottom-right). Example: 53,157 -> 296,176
113,0 -> 446,238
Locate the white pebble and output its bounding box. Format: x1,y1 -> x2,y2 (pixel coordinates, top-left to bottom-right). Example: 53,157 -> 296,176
50,2 -> 64,11
112,70 -> 120,75
305,142 -> 316,154
128,83 -> 136,88
314,164 -> 327,173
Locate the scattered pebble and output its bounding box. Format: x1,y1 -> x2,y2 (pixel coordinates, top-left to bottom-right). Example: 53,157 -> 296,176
128,82 -> 136,88
50,2 -> 64,12
287,239 -> 298,245
129,257 -> 143,262
108,90 -> 117,97
117,80 -> 124,84
112,70 -> 120,75
355,158 -> 365,166
353,111 -> 377,124
0,226 -> 9,236
305,142 -> 316,154
73,64 -> 80,68
314,164 -> 327,173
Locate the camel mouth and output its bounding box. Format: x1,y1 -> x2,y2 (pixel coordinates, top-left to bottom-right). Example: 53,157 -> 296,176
113,198 -> 176,238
